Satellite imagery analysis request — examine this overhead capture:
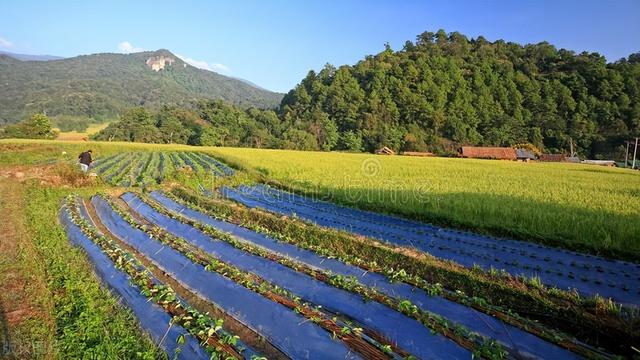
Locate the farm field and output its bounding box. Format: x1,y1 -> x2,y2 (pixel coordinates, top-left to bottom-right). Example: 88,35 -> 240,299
209,147 -> 640,261
54,122 -> 110,141
92,151 -> 234,187
0,139 -> 639,359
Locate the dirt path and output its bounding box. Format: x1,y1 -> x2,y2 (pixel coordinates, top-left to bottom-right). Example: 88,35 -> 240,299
0,179 -> 54,358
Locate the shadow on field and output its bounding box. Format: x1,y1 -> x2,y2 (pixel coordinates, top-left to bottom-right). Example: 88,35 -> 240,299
306,186 -> 640,262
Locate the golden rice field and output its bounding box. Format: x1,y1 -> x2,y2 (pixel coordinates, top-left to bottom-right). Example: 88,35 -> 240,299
210,147 -> 640,260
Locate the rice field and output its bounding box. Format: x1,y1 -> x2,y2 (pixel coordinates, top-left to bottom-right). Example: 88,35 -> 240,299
209,147 -> 640,260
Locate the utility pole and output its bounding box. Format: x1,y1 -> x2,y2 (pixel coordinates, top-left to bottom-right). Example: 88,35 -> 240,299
625,141 -> 630,168
633,137 -> 639,170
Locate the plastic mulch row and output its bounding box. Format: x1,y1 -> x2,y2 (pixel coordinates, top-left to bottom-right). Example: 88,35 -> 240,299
59,205 -> 209,359
91,195 -> 360,360
123,192 -> 471,360
222,185 -> 639,306
150,190 -> 582,360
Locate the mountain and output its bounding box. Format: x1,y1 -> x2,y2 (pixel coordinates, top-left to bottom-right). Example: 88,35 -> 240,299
0,50 -> 64,61
0,49 -> 283,124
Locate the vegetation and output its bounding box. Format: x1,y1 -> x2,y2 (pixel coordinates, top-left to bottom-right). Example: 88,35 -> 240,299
85,30 -> 640,159
18,184 -> 161,358
0,113 -> 57,140
280,30 -> 640,158
170,186 -> 638,357
0,49 -> 283,124
209,147 -> 640,260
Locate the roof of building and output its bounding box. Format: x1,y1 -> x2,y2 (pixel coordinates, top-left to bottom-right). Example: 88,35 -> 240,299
539,154 -> 566,162
461,146 -> 517,160
375,146 -> 396,155
515,149 -> 536,159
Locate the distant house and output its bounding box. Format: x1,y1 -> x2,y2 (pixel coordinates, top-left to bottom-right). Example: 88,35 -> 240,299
375,146 -> 396,155
539,154 -> 581,163
539,154 -> 565,162
515,149 -> 536,162
461,147 -> 517,160
581,160 -> 616,167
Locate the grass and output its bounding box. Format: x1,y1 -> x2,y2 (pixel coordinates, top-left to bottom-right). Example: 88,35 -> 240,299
207,147 -> 640,261
23,184 -> 163,358
0,144 -> 164,359
0,179 -> 54,358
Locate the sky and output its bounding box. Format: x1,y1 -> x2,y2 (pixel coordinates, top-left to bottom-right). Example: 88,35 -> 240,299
1,0 -> 639,93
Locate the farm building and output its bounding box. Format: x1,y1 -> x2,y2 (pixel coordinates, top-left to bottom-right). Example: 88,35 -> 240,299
515,149 -> 536,161
539,154 -> 565,162
581,160 -> 616,167
461,147 -> 517,160
375,146 -> 396,155
539,154 -> 580,162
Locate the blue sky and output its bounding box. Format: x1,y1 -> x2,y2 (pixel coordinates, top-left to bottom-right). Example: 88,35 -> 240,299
1,0 -> 639,93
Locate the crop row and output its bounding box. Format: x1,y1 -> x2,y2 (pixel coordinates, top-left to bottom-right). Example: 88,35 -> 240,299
109,189 -> 600,358
60,195 -> 259,359
221,185 -> 640,306
60,186 -> 631,358
170,185 -> 638,357
93,151 -> 234,187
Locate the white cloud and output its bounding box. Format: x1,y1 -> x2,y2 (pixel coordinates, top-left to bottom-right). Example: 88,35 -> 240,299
176,53 -> 230,74
117,41 -> 144,53
0,36 -> 13,48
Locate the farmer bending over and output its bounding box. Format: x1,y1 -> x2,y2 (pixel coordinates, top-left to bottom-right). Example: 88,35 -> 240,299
78,149 -> 93,173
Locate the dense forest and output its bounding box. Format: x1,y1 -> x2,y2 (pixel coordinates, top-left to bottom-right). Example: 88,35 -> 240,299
279,30 -> 640,157
0,50 -> 283,124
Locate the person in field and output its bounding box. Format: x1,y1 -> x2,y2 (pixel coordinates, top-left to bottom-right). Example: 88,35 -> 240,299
78,149 -> 93,173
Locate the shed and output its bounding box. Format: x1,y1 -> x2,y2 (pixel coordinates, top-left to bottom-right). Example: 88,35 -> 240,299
375,146 -> 396,155
515,149 -> 536,161
581,160 -> 616,167
539,154 -> 565,162
461,147 -> 517,160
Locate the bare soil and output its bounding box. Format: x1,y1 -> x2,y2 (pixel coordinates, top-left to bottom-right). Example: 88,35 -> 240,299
0,179 -> 54,358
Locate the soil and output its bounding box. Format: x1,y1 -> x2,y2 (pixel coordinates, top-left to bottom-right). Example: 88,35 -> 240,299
0,179 -> 54,358
0,164 -> 97,188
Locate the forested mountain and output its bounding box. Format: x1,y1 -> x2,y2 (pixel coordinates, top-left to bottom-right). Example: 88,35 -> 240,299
281,30 -> 640,157
0,49 -> 283,124
0,50 -> 64,61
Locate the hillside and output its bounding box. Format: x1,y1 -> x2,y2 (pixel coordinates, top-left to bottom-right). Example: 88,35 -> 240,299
0,49 -> 283,124
281,30 -> 640,158
0,50 -> 64,61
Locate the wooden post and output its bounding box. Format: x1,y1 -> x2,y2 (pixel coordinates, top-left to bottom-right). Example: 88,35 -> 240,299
632,138 -> 639,169
625,141 -> 630,168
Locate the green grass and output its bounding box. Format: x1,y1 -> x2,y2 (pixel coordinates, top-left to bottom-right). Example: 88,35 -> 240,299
23,184 -> 163,358
207,147 -> 640,260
